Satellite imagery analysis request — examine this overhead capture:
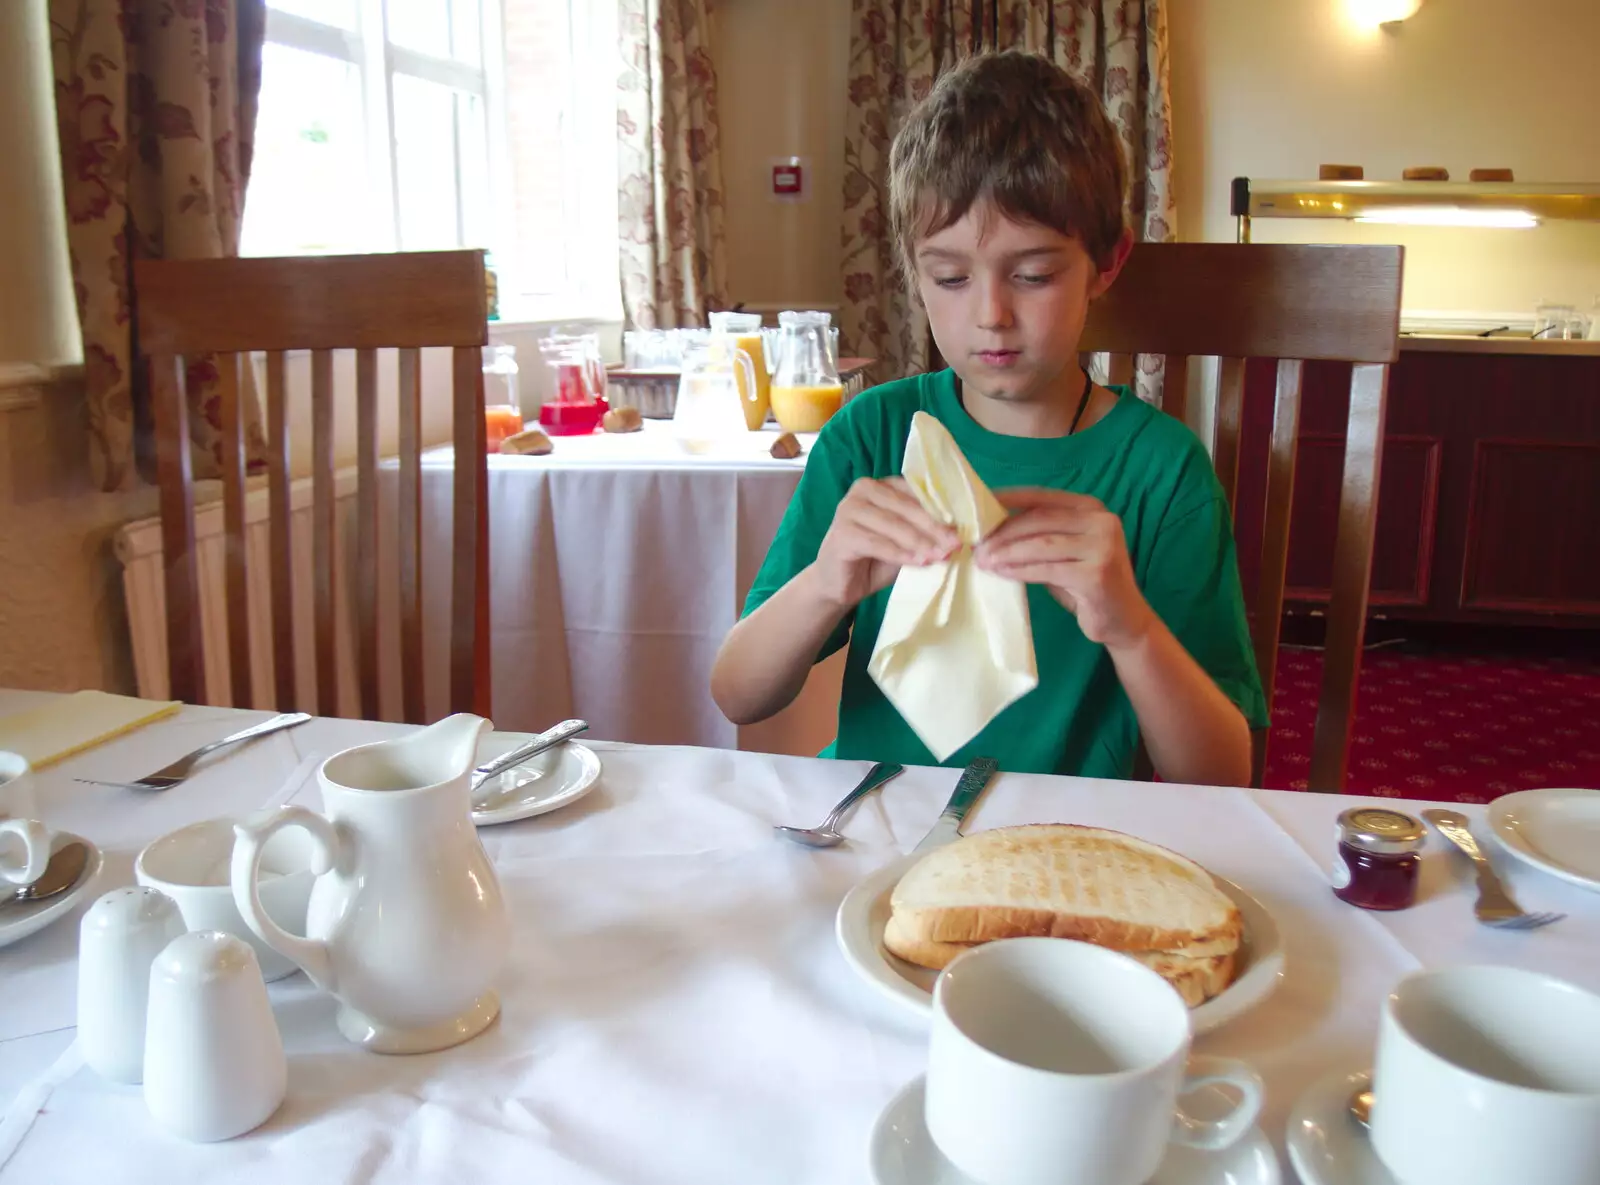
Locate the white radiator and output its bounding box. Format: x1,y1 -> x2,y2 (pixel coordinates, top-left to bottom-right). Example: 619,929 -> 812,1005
115,470 -> 366,716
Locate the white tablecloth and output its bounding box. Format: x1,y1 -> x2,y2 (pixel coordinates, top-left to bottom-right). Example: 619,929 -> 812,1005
2,688 -> 1597,1184
407,422 -> 844,755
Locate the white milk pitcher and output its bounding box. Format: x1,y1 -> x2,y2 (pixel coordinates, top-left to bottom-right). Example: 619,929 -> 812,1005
230,713 -> 510,1054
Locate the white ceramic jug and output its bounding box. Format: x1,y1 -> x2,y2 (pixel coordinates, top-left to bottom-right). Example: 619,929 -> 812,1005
230,714 -> 510,1054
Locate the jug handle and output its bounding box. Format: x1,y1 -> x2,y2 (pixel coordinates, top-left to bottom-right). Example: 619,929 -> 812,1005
231,806 -> 340,992
732,345 -> 758,405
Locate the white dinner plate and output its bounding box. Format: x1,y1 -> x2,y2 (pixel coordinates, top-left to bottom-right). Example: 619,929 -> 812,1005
1487,788 -> 1600,893
835,850 -> 1285,1034
470,732 -> 602,827
871,1075 -> 1281,1185
0,830 -> 104,950
1286,1068 -> 1396,1185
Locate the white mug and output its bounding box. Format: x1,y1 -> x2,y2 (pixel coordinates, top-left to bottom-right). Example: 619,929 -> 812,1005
1372,965 -> 1600,1185
0,751 -> 35,819
925,938 -> 1263,1185
136,818 -> 316,982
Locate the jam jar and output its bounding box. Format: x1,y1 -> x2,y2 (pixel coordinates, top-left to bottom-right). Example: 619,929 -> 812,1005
1332,807 -> 1425,910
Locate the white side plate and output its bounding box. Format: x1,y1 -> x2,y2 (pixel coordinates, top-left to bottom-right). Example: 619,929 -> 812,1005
835,852 -> 1285,1034
471,732 -> 602,827
0,831 -> 104,950
1488,788 -> 1600,893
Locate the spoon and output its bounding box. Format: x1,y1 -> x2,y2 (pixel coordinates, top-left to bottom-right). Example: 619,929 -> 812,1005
775,762 -> 905,848
1349,1087 -> 1374,1128
2,842 -> 90,907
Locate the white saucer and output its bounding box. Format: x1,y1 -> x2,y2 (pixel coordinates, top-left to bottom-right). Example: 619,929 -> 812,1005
871,1075 -> 1281,1185
836,853 -> 1285,1034
1286,1068 -> 1396,1185
471,732 -> 602,827
0,830 -> 104,949
1487,788 -> 1600,893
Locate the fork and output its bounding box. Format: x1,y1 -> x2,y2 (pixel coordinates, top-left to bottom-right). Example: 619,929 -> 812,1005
1422,808 -> 1565,930
74,712 -> 312,792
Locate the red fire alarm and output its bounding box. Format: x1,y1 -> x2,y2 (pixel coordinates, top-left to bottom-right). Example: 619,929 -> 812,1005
772,161 -> 803,195
769,156 -> 807,202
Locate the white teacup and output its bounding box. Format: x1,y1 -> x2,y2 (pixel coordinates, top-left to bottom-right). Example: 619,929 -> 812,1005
925,937 -> 1263,1185
136,819 -> 315,982
0,751 -> 36,819
1372,965 -> 1600,1185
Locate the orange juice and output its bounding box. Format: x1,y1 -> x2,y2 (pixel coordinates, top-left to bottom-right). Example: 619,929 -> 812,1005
770,383 -> 843,434
733,334 -> 771,430
484,404 -> 524,451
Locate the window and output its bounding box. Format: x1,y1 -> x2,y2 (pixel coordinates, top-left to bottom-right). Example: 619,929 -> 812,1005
244,0 -> 621,320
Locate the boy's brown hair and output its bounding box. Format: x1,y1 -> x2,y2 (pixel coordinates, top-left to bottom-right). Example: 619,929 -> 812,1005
888,50 -> 1127,281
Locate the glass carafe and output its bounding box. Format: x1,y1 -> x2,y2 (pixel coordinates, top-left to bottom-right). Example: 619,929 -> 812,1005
482,344 -> 523,451
537,334 -> 607,435
770,318 -> 843,433
709,311 -> 770,430
672,342 -> 759,453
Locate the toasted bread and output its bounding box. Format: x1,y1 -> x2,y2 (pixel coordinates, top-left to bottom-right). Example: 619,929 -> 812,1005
886,824 -> 1243,956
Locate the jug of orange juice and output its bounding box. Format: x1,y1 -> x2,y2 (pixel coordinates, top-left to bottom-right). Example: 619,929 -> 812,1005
709,311 -> 770,430
770,315 -> 843,434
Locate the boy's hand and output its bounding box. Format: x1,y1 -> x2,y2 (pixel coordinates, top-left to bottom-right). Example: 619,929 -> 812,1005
811,478 -> 960,609
975,487 -> 1156,651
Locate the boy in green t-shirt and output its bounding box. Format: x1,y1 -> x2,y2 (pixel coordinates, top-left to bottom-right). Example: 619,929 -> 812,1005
711,51 -> 1266,784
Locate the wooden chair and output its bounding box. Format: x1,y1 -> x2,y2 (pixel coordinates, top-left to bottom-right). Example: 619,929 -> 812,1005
1080,243 -> 1404,791
135,251 -> 492,723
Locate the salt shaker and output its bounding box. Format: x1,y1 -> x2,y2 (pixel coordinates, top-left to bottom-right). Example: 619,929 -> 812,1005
78,886 -> 187,1083
143,930 -> 286,1142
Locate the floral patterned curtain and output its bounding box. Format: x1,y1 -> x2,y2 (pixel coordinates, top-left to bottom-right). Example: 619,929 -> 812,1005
50,0 -> 268,493
840,0 -> 1175,381
617,0 -> 729,330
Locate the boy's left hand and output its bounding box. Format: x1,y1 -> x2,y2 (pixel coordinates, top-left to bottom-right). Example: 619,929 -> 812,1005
974,487 -> 1156,651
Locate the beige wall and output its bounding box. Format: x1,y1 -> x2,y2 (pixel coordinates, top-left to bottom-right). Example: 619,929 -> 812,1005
714,0 -> 852,309
1169,0 -> 1600,317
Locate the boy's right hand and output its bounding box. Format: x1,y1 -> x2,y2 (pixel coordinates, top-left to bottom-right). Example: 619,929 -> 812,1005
810,478 -> 961,609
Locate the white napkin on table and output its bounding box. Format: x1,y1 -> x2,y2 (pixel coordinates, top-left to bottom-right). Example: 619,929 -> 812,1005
868,412 -> 1037,760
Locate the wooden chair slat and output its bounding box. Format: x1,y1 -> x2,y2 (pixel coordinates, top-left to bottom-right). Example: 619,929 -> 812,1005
152,354 -> 204,705
1250,359 -> 1306,783
1161,354 -> 1189,425
355,348 -> 380,720
310,348 -> 338,717
449,346 -> 491,718
265,351 -> 295,711
1107,353 -> 1135,385
1214,357 -> 1247,511
397,347 -> 426,725
1310,363 -> 1390,791
135,252 -> 489,354
218,352 -> 252,708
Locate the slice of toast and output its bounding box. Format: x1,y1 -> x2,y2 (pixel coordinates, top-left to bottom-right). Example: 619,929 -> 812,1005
886,824 -> 1243,956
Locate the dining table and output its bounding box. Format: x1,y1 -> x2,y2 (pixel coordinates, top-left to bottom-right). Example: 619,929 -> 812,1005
0,686 -> 1596,1184
400,420 -> 844,755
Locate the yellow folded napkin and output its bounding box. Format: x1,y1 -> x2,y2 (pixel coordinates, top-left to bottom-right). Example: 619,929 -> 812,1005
868,412 -> 1038,760
0,690 -> 181,768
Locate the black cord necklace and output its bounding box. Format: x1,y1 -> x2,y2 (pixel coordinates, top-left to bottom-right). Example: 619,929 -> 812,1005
1067,367 -> 1095,435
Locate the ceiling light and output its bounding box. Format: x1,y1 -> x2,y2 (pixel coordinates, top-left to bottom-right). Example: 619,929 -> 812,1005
1348,0 -> 1426,28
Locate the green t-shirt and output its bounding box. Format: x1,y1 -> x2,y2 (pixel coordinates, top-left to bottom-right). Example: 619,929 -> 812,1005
742,369 -> 1268,778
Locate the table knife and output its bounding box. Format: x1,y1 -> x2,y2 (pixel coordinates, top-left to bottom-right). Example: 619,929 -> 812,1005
470,719 -> 588,792
913,757 -> 999,853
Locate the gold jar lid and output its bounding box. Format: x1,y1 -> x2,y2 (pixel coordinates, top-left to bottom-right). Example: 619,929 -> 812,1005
1338,807 -> 1425,855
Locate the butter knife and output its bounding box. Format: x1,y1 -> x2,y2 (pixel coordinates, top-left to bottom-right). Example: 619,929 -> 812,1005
470,719 -> 588,792
914,757 -> 1000,852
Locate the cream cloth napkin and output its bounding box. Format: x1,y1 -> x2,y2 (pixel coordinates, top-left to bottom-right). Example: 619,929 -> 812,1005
868,412 -> 1037,760
0,690 -> 180,768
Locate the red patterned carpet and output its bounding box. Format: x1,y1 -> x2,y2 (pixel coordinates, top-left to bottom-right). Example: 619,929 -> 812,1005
1262,646 -> 1600,802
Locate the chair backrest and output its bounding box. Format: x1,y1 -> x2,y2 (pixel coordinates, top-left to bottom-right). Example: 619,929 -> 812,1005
135,250 -> 491,723
1080,243 -> 1404,791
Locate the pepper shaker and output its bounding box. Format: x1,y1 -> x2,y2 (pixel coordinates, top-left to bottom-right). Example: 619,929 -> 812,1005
143,930 -> 286,1142
77,887 -> 187,1083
